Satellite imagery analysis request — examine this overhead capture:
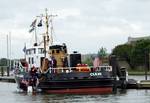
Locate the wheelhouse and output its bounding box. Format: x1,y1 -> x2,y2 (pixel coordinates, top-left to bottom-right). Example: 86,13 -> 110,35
48,43 -> 68,67
25,46 -> 44,69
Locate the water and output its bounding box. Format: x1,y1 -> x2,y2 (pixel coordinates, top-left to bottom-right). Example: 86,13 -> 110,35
1,76 -> 150,103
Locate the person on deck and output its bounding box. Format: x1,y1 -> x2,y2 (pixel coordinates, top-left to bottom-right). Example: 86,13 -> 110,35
29,66 -> 37,88
93,56 -> 102,71
51,56 -> 57,68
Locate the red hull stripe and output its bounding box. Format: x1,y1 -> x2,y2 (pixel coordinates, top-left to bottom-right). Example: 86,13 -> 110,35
46,87 -> 112,94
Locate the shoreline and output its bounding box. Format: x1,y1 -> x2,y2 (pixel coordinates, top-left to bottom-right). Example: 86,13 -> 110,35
128,71 -> 150,75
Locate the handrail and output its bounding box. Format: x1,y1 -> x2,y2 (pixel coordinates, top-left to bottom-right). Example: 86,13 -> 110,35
48,66 -> 112,73
48,66 -> 112,70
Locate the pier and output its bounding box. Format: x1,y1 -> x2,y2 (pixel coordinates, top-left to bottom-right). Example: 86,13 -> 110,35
0,76 -> 15,83
0,66 -> 15,83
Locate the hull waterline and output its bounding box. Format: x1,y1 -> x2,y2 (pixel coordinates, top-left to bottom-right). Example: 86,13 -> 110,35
45,87 -> 112,94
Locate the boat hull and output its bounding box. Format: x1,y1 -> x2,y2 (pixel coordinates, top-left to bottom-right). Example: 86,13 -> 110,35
15,76 -> 113,94
15,69 -> 114,94
45,87 -> 112,94
38,78 -> 113,94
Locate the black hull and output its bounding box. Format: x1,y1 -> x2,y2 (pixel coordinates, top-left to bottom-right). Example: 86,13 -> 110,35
15,70 -> 114,94
37,78 -> 113,94
38,78 -> 113,90
15,75 -> 113,93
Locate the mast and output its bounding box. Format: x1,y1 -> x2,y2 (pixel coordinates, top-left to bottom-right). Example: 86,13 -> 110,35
45,8 -> 49,46
45,8 -> 57,46
39,8 -> 57,57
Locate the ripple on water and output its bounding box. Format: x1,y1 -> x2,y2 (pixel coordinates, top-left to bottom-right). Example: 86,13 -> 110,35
1,76 -> 150,103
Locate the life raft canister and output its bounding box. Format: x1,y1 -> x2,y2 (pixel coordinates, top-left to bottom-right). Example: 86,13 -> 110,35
76,64 -> 90,72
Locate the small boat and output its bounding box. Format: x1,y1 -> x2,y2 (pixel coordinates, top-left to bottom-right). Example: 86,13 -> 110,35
14,8 -> 114,94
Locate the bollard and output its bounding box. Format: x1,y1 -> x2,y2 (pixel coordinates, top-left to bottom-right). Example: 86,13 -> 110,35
7,66 -> 10,76
1,67 -> 4,76
120,67 -> 127,81
109,55 -> 117,93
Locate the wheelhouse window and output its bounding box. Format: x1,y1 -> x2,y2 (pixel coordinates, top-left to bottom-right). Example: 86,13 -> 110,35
56,50 -> 60,53
32,57 -> 34,64
64,49 -> 67,53
28,57 -> 34,64
26,48 -> 36,55
28,57 -> 31,64
33,48 -> 36,54
52,50 -> 54,54
26,50 -> 31,55
31,48 -> 36,54
38,48 -> 44,54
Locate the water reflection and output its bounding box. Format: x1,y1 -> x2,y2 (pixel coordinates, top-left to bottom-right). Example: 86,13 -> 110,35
13,90 -> 129,103
1,76 -> 150,103
8,90 -> 150,103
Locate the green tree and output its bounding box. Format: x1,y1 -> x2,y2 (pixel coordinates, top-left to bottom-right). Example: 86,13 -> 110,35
82,57 -> 93,66
130,39 -> 150,68
0,58 -> 7,66
112,44 -> 132,64
98,47 -> 107,58
112,39 -> 150,69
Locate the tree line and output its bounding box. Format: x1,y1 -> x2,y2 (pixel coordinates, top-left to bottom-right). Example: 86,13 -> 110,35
112,39 -> 150,70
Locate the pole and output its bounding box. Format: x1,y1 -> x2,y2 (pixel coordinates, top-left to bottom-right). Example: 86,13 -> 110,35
6,34 -> 10,76
34,24 -> 37,45
145,50 -> 148,80
43,36 -> 46,57
9,32 -> 11,72
1,67 -> 4,76
6,35 -> 9,63
7,34 -> 9,66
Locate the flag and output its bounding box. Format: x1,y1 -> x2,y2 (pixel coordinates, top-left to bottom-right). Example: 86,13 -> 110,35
23,45 -> 26,53
29,19 -> 37,33
37,19 -> 42,27
30,19 -> 37,27
93,57 -> 102,68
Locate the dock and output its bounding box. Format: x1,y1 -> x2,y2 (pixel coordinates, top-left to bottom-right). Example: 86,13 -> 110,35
137,80 -> 150,89
123,79 -> 150,89
0,76 -> 15,83
0,66 -> 15,83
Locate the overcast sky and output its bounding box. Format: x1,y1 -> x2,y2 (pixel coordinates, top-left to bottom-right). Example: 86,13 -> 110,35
0,0 -> 150,59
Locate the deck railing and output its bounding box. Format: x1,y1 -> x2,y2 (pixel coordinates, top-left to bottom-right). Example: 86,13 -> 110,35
46,66 -> 112,74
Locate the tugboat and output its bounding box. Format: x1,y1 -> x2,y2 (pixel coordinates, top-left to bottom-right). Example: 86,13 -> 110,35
14,9 -> 114,94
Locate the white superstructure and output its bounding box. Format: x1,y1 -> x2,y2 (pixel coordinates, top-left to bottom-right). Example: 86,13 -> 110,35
25,45 -> 44,69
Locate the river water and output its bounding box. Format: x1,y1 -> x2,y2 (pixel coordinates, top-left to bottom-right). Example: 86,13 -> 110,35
0,75 -> 150,103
